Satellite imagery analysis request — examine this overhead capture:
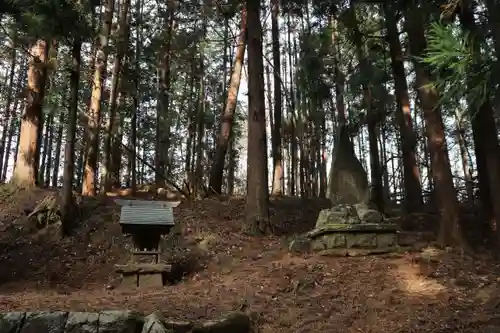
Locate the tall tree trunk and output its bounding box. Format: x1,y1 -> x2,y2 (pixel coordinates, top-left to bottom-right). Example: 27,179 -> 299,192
44,116 -> 54,187
384,1 -> 422,212
0,31 -> 17,181
245,0 -> 270,234
184,68 -> 196,192
454,111 -> 474,203
130,0 -> 142,194
405,5 -> 467,249
110,92 -> 125,185
155,2 -> 176,185
39,114 -> 52,185
208,6 -> 247,195
227,141 -> 235,195
347,5 -> 383,210
2,61 -> 25,182
82,0 -> 115,196
459,1 -> 500,245
286,12 -> 297,195
52,107 -> 65,187
194,61 -> 205,195
103,0 -> 131,191
270,0 -> 283,195
11,39 -> 49,187
61,39 -> 81,236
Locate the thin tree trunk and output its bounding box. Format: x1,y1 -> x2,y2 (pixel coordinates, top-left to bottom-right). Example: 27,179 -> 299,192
103,0 -> 130,191
82,0 -> 115,196
287,12 -> 297,196
2,62 -> 25,182
347,5 -> 383,210
39,114 -> 52,185
0,31 -> 17,181
270,0 -> 283,195
454,111 -> 474,203
194,60 -> 205,195
52,107 -> 65,187
61,38 -> 82,236
130,0 -> 142,194
155,2 -> 176,185
208,6 -> 247,194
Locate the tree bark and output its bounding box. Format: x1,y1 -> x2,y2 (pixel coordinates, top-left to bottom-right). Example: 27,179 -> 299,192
2,60 -> 25,183
11,39 -> 49,187
459,1 -> 500,246
0,31 -> 17,181
103,0 -> 131,191
245,0 -> 270,234
208,6 -> 247,195
82,0 -> 115,196
405,5 -> 467,249
270,0 -> 283,196
155,2 -> 176,185
61,38 -> 81,236
130,0 -> 142,194
384,1 -> 423,212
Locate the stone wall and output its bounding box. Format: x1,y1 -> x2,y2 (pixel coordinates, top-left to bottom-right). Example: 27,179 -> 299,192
0,311 -> 253,333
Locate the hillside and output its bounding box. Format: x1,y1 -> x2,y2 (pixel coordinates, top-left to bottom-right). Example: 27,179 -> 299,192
0,187 -> 500,333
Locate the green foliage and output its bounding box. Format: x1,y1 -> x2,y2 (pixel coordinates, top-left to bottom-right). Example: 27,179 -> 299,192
422,21 -> 493,114
1,0 -> 94,45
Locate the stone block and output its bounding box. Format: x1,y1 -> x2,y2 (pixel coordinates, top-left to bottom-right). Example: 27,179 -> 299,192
138,273 -> 163,288
311,238 -> 327,251
20,312 -> 68,333
354,203 -> 383,223
346,233 -> 377,248
65,313 -> 99,333
141,313 -> 173,333
324,233 -> 346,248
0,312 -> 25,333
98,311 -> 143,333
191,312 -> 251,333
377,233 -> 397,248
315,206 -> 360,228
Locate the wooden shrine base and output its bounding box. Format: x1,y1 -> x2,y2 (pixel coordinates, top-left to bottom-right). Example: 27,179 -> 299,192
115,263 -> 172,288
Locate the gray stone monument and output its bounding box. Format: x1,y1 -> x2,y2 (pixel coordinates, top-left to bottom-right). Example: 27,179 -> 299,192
291,124 -> 399,255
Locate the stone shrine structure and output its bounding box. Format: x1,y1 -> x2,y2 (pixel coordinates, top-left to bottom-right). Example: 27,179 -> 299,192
304,124 -> 399,254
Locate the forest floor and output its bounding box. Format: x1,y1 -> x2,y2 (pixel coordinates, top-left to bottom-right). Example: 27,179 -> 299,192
1,185 -> 500,332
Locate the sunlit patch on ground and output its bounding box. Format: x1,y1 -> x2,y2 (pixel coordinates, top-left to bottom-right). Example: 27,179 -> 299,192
391,260 -> 447,296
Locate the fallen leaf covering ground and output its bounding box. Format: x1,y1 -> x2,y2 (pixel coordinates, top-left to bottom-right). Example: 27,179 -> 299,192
1,186 -> 500,332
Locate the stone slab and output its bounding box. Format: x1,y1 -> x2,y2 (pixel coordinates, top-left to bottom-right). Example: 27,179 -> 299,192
138,274 -> 163,288
115,264 -> 171,274
308,223 -> 398,238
